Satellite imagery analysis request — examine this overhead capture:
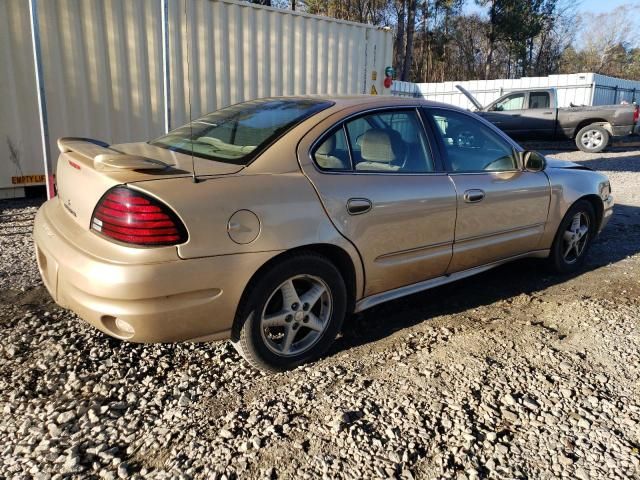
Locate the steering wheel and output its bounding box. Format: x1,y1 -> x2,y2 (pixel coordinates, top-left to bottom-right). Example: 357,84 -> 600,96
455,130 -> 481,148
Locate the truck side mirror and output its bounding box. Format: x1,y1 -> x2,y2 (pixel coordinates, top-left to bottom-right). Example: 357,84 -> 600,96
523,151 -> 546,172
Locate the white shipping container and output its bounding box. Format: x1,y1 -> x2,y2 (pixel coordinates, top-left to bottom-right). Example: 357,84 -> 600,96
0,0 -> 393,197
392,73 -> 640,110
0,0 -> 41,199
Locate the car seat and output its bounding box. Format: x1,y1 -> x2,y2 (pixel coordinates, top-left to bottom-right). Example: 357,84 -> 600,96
315,134 -> 349,170
355,129 -> 406,172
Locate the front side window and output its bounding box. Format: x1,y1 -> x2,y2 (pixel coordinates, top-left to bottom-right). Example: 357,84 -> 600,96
494,93 -> 525,111
343,110 -> 434,173
529,92 -> 550,109
428,109 -> 518,172
151,98 -> 332,165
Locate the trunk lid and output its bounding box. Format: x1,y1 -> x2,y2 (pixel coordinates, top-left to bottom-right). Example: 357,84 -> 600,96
55,138 -> 242,229
455,85 -> 484,111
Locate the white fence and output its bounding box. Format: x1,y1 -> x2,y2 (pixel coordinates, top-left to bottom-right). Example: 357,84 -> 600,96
392,73 -> 640,110
0,0 -> 393,198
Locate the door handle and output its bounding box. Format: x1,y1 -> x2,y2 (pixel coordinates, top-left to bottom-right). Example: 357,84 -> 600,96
347,198 -> 372,215
463,189 -> 485,203
542,111 -> 553,115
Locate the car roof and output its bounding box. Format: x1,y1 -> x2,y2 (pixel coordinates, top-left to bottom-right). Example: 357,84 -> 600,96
262,94 -> 463,111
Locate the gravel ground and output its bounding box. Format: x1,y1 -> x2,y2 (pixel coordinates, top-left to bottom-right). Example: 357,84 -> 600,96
1,147 -> 639,479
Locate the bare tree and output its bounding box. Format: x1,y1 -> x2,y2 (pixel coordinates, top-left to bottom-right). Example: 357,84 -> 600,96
580,5 -> 637,73
394,0 -> 407,79
481,0 -> 498,79
401,0 -> 417,80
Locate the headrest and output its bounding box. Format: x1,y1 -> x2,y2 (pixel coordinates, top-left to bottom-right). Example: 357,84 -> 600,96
360,129 -> 404,163
316,134 -> 336,155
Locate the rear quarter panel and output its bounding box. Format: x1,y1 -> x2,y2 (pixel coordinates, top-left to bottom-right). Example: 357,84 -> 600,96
133,173 -> 365,296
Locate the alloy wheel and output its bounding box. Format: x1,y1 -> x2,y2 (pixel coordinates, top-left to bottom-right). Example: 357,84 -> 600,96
260,275 -> 332,357
580,129 -> 604,150
562,212 -> 590,264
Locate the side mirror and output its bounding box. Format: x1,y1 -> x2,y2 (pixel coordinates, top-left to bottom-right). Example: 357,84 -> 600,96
523,151 -> 546,172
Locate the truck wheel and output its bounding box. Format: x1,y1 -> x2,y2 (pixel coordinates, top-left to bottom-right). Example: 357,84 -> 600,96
576,124 -> 609,153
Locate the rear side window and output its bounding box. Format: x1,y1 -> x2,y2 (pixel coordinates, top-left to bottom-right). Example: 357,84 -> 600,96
428,109 -> 517,172
345,110 -> 434,173
529,92 -> 550,109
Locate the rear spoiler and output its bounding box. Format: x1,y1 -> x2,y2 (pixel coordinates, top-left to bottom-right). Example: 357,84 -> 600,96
57,137 -> 168,171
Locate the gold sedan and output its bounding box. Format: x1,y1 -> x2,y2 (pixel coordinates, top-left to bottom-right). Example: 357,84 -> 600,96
33,96 -> 613,371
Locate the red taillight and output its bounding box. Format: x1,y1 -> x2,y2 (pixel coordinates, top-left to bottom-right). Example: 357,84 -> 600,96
91,187 -> 187,246
634,105 -> 639,124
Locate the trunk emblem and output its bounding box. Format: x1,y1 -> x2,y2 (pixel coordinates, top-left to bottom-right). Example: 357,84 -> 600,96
63,199 -> 77,217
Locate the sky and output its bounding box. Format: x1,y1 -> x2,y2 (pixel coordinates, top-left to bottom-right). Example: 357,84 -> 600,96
578,0 -> 637,14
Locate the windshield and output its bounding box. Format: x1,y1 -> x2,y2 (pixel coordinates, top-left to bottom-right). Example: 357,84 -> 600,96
151,98 -> 332,165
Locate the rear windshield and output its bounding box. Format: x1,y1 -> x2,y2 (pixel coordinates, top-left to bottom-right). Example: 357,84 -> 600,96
150,98 -> 332,165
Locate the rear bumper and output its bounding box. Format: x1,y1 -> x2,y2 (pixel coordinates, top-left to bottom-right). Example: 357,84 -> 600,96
33,199 -> 278,343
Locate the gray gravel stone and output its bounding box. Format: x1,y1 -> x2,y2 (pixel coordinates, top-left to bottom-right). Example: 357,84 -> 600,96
56,411 -> 75,424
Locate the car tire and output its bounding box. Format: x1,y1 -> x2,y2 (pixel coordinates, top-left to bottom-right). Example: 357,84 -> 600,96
548,200 -> 596,274
231,252 -> 347,372
575,124 -> 609,153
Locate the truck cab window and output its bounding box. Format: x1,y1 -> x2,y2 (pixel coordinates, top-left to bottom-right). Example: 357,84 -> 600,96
529,92 -> 551,109
494,93 -> 525,111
